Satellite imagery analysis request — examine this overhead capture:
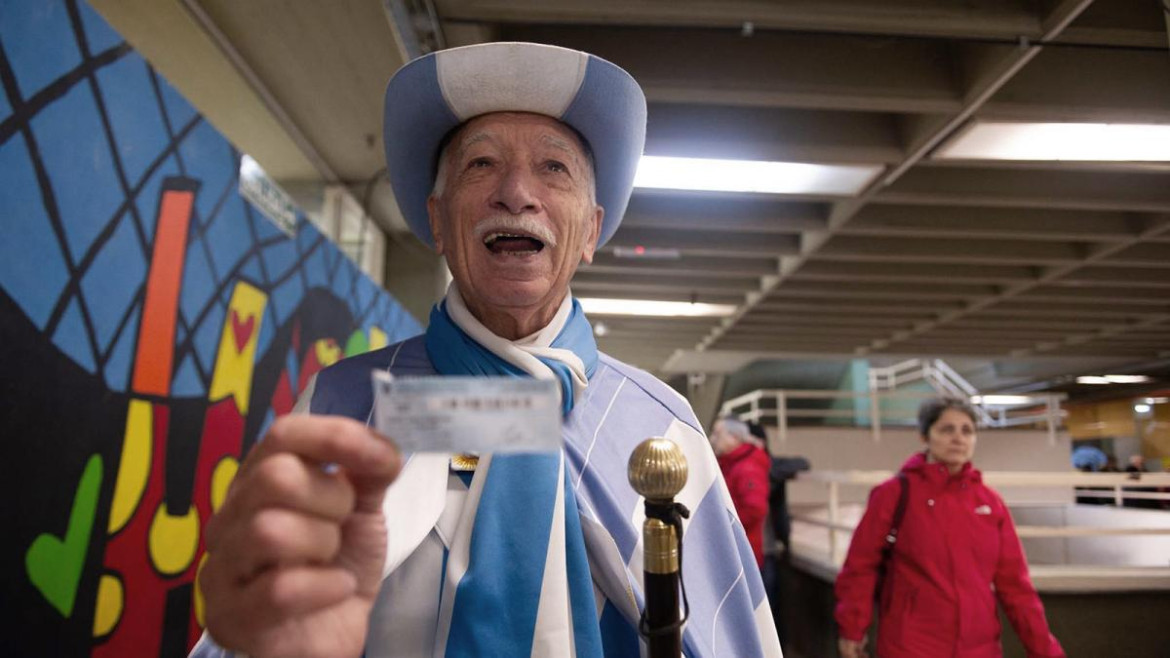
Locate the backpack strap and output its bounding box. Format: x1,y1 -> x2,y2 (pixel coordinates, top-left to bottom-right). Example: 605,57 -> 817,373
885,472 -> 909,548
875,472 -> 909,601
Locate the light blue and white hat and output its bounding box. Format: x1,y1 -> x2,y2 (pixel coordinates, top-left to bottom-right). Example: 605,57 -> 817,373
383,42 -> 647,248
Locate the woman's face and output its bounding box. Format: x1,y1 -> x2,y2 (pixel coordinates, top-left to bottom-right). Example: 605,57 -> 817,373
709,422 -> 739,456
922,408 -> 977,473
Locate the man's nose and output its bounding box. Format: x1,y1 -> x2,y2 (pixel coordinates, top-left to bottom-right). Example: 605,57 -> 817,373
490,165 -> 541,214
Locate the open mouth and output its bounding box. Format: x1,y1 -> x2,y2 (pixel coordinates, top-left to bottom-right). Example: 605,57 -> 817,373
484,232 -> 545,256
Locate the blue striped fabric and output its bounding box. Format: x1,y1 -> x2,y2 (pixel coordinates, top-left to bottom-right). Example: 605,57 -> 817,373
426,296 -> 603,656
191,334 -> 783,657
443,453 -> 563,655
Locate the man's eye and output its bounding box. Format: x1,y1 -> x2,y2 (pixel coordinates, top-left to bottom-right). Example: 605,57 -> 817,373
546,160 -> 568,173
468,158 -> 492,169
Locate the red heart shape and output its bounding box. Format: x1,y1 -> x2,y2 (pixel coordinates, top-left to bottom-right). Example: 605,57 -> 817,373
230,310 -> 255,352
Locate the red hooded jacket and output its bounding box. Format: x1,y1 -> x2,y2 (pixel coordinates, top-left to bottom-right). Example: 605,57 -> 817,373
717,442 -> 771,567
835,453 -> 1064,658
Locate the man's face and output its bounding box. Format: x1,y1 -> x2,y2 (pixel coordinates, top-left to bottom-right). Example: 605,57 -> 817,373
427,113 -> 603,319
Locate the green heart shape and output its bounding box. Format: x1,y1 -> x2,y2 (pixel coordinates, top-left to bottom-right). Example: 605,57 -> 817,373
26,454 -> 103,617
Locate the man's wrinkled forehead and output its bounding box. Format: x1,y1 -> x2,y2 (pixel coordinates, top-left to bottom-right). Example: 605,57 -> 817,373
443,112 -> 593,166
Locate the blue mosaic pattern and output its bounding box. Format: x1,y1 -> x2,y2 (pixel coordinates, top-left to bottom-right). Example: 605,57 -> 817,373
0,0 -> 422,395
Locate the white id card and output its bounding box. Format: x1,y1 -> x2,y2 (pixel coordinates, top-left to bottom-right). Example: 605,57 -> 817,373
371,371 -> 561,454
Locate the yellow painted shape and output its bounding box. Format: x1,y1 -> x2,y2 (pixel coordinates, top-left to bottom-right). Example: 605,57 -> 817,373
148,504 -> 200,575
315,338 -> 342,367
194,553 -> 208,628
211,456 -> 239,513
369,326 -> 388,351
208,282 -> 267,413
108,400 -> 152,534
92,574 -> 123,637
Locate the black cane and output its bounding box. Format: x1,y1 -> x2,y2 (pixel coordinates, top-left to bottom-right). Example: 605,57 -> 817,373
628,438 -> 690,658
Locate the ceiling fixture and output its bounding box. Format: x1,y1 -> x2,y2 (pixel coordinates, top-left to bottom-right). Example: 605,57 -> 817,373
971,395 -> 1035,405
633,155 -> 883,196
1076,375 -> 1154,385
612,245 -> 682,259
578,297 -> 736,318
1134,403 -> 1152,414
592,321 -> 609,337
935,121 -> 1170,161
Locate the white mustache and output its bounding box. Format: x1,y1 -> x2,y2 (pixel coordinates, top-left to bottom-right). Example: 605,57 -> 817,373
473,215 -> 557,248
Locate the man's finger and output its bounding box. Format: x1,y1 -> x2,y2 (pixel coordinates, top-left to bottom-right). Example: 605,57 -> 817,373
235,452 -> 356,521
239,565 -> 358,625
215,508 -> 344,580
245,415 -> 401,484
202,563 -> 358,651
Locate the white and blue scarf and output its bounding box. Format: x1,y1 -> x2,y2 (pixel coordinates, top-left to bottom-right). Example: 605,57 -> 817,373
424,285 -> 603,656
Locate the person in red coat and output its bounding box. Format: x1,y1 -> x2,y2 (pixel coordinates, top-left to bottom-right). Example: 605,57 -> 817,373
835,399 -> 1064,658
711,416 -> 772,567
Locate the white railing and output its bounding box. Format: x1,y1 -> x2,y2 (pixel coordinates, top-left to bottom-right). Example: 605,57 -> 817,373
719,389 -> 1067,445
792,470 -> 1170,567
868,358 -> 928,391
870,358 -> 996,425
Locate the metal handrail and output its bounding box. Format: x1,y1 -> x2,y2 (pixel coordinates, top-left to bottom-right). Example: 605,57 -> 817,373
931,358 -> 980,396
720,389 -> 1067,445
791,470 -> 1170,565
798,471 -> 1170,486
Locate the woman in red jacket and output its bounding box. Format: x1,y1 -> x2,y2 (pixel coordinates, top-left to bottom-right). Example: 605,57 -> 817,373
711,416 -> 772,568
835,399 -> 1064,658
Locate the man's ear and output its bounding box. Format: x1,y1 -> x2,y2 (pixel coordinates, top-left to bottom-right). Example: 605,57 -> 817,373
580,205 -> 604,264
426,195 -> 445,255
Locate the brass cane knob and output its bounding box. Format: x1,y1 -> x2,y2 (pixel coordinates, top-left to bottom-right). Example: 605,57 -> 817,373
628,438 -> 688,501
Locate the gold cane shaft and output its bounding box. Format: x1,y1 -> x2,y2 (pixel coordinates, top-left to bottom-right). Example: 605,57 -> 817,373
643,518 -> 679,574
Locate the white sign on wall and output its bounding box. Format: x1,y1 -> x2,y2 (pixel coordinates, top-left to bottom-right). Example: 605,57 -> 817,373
239,155 -> 298,236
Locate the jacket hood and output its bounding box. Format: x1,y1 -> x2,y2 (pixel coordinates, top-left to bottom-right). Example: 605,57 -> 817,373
900,450 -> 982,484
718,442 -> 770,467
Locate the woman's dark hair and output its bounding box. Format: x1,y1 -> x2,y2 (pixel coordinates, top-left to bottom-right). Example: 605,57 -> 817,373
917,398 -> 978,437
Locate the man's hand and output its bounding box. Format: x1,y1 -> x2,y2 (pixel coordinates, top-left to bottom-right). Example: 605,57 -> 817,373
200,415 -> 402,658
838,637 -> 868,658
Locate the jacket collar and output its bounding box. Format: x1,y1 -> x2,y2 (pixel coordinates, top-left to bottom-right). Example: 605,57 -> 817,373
900,450 -> 982,486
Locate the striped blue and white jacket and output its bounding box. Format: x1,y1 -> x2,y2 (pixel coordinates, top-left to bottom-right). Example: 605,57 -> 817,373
194,335 -> 781,657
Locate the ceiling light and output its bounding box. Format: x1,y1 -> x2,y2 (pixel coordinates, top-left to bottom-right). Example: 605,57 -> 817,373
578,297 -> 736,317
1105,375 -> 1153,384
935,121 -> 1170,161
1076,374 -> 1153,385
1134,403 -> 1152,413
971,395 -> 1034,405
592,321 -> 609,337
633,155 -> 883,196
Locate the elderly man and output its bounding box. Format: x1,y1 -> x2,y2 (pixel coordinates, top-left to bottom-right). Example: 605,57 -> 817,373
194,42 -> 780,657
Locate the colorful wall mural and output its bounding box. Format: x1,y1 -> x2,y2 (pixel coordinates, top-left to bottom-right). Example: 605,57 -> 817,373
0,2 -> 423,655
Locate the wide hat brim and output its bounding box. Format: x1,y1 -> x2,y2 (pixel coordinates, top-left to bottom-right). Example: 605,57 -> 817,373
382,42 -> 647,248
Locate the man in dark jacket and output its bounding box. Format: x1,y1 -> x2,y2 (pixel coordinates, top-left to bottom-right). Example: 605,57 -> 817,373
750,421 -> 809,652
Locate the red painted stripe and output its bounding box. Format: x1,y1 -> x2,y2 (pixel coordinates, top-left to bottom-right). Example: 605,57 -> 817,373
132,187 -> 194,396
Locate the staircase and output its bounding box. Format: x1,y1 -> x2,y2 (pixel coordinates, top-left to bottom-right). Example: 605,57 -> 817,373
868,358 -> 995,425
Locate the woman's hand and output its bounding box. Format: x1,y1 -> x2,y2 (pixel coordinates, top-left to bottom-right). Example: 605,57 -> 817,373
838,637 -> 868,658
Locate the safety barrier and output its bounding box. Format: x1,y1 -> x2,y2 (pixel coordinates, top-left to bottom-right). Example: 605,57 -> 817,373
720,389 -> 1066,445
788,470 -> 1170,589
